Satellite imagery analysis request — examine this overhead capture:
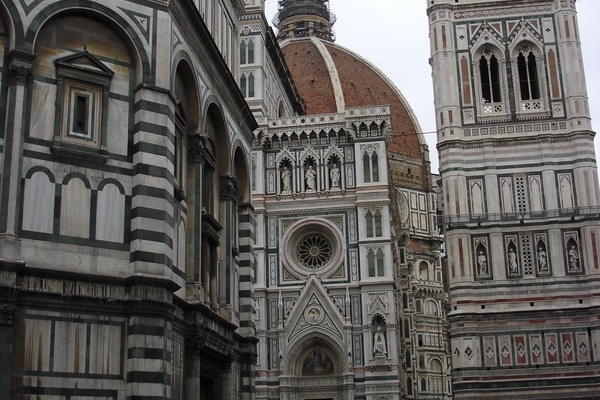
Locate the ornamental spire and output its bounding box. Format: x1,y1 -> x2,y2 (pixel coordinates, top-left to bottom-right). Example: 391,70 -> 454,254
273,0 -> 337,42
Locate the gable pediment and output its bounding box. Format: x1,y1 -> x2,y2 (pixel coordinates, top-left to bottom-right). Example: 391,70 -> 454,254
285,275 -> 347,347
56,51 -> 115,79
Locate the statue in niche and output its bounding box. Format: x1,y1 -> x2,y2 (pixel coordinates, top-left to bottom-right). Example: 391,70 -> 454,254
373,326 -> 387,357
537,247 -> 548,272
568,245 -> 580,271
305,165 -> 316,191
330,163 -> 340,188
508,248 -> 519,273
281,166 -> 291,192
477,251 -> 488,276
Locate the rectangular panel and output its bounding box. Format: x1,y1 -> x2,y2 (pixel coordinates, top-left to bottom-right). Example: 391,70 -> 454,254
561,332 -> 575,363
267,170 -> 276,194
269,299 -> 278,329
410,192 -> 418,210
89,323 -> 122,375
514,335 -> 528,366
351,295 -> 361,325
576,332 -> 591,363
353,334 -> 363,366
350,249 -> 359,281
545,333 -> 559,364
268,254 -> 277,286
270,338 -> 279,369
498,335 -> 512,366
16,318 -> 52,372
348,211 -> 357,243
483,336 -> 497,367
529,334 -> 544,365
419,213 -> 427,231
266,153 -> 276,168
345,165 -> 355,188
418,193 -> 426,211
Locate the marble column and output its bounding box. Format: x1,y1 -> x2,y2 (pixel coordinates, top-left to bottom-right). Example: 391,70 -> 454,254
0,50 -> 35,260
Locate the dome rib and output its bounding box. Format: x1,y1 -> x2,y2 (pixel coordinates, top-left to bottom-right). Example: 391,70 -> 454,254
310,37 -> 345,113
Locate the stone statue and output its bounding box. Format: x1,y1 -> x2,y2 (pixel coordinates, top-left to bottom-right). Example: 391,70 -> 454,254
537,247 -> 548,272
373,326 -> 387,357
330,163 -> 340,188
508,248 -> 518,273
281,166 -> 291,192
569,245 -> 579,271
305,165 -> 316,190
477,251 -> 488,276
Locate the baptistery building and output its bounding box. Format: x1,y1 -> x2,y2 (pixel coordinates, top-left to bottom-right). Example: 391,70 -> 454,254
0,0 -> 257,398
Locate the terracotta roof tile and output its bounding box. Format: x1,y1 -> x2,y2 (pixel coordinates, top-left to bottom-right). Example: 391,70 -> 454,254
281,39 -> 423,159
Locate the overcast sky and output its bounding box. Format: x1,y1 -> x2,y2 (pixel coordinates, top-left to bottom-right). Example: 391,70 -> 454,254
264,0 -> 600,173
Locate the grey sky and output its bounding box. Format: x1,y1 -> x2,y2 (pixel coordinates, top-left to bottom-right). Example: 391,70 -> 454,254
264,0 -> 600,173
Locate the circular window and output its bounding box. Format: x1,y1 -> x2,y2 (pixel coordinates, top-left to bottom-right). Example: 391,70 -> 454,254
297,233 -> 332,269
281,218 -> 345,279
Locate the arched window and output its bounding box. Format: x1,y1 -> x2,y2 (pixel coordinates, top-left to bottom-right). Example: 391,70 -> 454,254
420,378 -> 427,392
365,210 -> 383,238
240,41 -> 247,64
517,46 -> 540,101
366,210 -> 374,237
363,149 -> 380,183
480,49 -> 501,104
419,354 -> 426,369
240,75 -> 247,97
248,73 -> 255,97
248,40 -> 255,64
363,153 -> 371,182
368,248 -> 385,277
419,261 -> 429,280
405,350 -> 412,368
425,300 -> 439,316
374,210 -> 382,236
372,152 -> 379,181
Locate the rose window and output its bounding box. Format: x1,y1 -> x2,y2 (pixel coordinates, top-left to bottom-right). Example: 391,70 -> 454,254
297,233 -> 332,269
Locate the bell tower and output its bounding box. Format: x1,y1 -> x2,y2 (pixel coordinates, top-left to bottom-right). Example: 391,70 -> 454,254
429,0 -> 600,399
273,0 -> 336,41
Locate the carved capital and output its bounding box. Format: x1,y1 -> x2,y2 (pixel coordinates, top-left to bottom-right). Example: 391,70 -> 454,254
186,332 -> 205,358
187,135 -> 206,163
219,175 -> 238,201
7,64 -> 32,86
0,304 -> 17,325
7,50 -> 35,86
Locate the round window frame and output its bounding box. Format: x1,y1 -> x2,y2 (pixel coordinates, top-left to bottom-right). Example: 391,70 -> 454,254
281,218 -> 345,279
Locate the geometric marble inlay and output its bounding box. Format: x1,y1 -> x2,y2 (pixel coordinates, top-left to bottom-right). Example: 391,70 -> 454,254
532,343 -> 542,357
516,343 -> 526,358
465,347 -> 473,360
547,342 -> 557,356
501,345 -> 511,359
486,346 -> 495,359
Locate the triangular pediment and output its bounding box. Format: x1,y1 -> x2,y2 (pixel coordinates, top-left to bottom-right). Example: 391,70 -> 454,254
470,24 -> 505,54
508,19 -> 543,51
285,275 -> 347,347
55,51 -> 114,77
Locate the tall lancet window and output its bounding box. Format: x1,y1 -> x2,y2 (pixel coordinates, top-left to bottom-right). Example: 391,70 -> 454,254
479,49 -> 502,104
517,47 -> 540,101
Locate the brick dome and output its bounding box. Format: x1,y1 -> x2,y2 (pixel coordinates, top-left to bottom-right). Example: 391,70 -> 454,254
280,37 -> 425,158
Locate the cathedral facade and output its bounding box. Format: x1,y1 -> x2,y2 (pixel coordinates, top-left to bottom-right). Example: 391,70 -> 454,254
428,0 -> 600,398
246,1 -> 450,399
